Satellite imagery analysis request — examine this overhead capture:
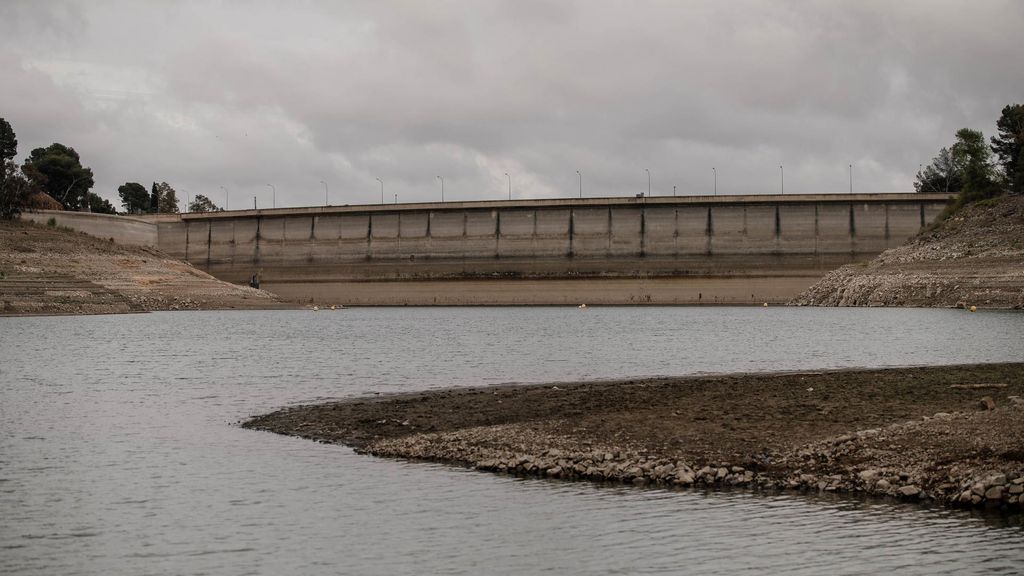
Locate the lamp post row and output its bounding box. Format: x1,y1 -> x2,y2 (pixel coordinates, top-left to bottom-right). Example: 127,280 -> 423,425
219,163 -> 868,210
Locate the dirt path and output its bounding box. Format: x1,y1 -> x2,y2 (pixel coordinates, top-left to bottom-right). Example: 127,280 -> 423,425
245,363 -> 1024,510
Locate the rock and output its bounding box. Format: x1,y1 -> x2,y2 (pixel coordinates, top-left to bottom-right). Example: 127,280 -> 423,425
899,485 -> 921,497
1008,485 -> 1023,495
984,486 -> 1004,500
959,489 -> 974,503
858,469 -> 880,483
716,467 -> 729,480
875,479 -> 891,491
978,396 -> 995,410
986,474 -> 1007,487
675,471 -> 695,485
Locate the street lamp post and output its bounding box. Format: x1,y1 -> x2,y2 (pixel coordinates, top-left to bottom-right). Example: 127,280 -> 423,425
253,196 -> 257,210
504,172 -> 511,200
645,168 -> 651,196
576,170 -> 582,198
376,177 -> 383,204
266,184 -> 275,208
220,186 -> 228,210
437,175 -> 444,202
712,167 -> 717,195
320,180 -> 328,206
849,164 -> 853,193
673,185 -> 676,197
779,166 -> 784,195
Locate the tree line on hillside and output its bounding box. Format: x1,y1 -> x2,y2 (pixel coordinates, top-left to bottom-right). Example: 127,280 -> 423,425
0,118 -> 223,219
915,104 -> 1024,207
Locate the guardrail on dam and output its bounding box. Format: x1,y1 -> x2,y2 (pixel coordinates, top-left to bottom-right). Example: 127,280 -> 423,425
152,193 -> 951,303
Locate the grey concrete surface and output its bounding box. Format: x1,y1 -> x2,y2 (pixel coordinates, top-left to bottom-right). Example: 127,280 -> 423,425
21,210 -> 159,247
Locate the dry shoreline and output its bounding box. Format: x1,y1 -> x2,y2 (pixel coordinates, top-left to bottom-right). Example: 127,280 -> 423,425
245,363 -> 1024,511
1,219 -> 285,315
794,195 -> 1024,309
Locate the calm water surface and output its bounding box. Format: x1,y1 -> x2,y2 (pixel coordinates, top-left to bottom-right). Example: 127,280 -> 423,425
1,307 -> 1023,575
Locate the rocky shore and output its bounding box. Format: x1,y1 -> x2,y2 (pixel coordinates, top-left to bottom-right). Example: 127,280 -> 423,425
793,195 -> 1024,308
1,218 -> 285,315
245,363 -> 1024,511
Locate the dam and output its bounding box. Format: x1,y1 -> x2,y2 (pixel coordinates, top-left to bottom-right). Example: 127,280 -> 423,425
149,193 -> 949,305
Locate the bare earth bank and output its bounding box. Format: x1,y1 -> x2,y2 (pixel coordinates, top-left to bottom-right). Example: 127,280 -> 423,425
794,195 -> 1024,309
0,219 -> 286,315
245,363 -> 1024,511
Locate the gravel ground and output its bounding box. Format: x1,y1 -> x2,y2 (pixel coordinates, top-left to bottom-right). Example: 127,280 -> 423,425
245,363 -> 1024,511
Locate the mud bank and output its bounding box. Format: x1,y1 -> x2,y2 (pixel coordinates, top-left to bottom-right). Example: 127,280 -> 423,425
245,363 -> 1024,510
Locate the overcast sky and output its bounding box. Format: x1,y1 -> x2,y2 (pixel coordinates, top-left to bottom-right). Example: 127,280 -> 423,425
2,1 -> 1021,209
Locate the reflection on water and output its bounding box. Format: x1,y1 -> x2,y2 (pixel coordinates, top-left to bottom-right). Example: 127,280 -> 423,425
1,308 -> 1023,575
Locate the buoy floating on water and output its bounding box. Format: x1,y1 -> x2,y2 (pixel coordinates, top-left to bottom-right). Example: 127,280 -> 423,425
312,305 -> 319,311
969,305 -> 977,312
330,305 -> 336,310
578,303 -> 588,309
763,302 -> 769,307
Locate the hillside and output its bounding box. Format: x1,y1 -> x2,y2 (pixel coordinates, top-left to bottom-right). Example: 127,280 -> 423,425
0,218 -> 282,315
793,195 -> 1024,308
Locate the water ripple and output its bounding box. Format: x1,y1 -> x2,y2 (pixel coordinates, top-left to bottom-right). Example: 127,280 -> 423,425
1,308 -> 1023,575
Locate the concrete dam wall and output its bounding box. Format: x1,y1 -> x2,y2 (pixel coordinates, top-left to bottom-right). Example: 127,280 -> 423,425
152,194 -> 950,304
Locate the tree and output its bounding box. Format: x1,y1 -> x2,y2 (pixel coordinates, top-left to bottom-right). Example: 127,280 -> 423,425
188,194 -> 223,213
149,182 -> 160,213
153,181 -> 180,213
88,193 -> 116,214
991,103 -> 1024,194
0,117 -> 16,163
1,160 -> 35,219
118,182 -> 150,214
952,127 -> 999,203
22,143 -> 95,210
915,147 -> 963,194
0,119 -> 35,219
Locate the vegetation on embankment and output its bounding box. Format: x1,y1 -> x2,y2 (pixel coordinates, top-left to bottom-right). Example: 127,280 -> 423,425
793,194 -> 1024,308
245,363 -> 1024,511
0,218 -> 282,315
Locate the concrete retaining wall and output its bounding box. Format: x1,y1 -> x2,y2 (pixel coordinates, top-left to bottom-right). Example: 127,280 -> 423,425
21,210 -> 159,247
158,194 -> 950,286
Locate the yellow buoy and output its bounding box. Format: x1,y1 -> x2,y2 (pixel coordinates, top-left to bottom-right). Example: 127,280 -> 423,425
969,305 -> 977,312
312,305 -> 319,311
331,305 -> 336,310
763,302 -> 769,307
578,303 -> 587,309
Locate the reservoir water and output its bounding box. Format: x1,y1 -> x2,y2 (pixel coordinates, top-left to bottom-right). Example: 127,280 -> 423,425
1,307 -> 1023,575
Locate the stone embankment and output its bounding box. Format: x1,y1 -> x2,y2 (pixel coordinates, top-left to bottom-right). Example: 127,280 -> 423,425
1,218 -> 283,315
793,195 -> 1024,308
245,364 -> 1024,511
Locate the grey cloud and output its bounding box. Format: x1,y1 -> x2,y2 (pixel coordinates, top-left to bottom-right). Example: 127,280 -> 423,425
1,0 -> 1021,208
